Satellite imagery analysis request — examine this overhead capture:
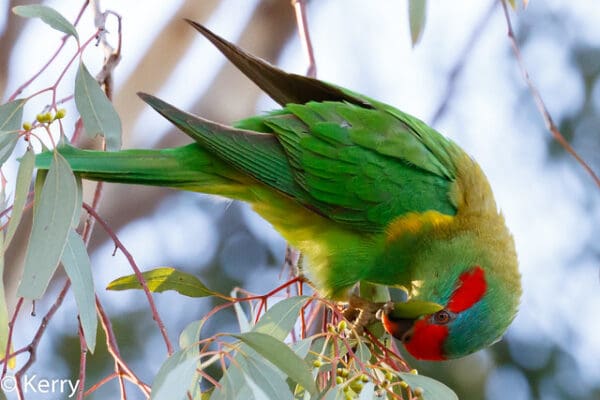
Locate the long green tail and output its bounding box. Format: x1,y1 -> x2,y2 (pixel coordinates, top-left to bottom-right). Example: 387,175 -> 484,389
35,143 -> 255,200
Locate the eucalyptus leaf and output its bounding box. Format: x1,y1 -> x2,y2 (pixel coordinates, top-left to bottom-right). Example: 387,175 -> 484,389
179,319 -> 203,350
253,296 -> 309,340
18,152 -> 78,299
0,133 -> 19,166
239,352 -> 292,400
151,348 -> 199,400
74,62 -> 122,151
12,5 -> 78,39
398,372 -> 458,400
0,99 -> 26,131
4,148 -> 34,248
232,332 -> 317,395
61,230 -> 97,352
0,198 -> 10,364
233,300 -> 251,333
107,267 -> 220,298
408,0 -> 427,46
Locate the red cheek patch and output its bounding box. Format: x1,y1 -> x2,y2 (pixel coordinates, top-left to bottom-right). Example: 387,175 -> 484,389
448,266 -> 486,313
404,319 -> 448,361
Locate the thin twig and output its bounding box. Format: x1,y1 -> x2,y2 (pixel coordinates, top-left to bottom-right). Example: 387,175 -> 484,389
96,296 -> 151,397
291,0 -> 316,78
14,281 -> 72,398
431,0 -> 497,125
83,203 -> 174,355
500,0 -> 600,188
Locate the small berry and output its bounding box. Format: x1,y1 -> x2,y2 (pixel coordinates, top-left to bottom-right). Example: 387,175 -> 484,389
349,381 -> 363,392
22,122 -> 32,131
312,359 -> 322,368
327,324 -> 336,333
360,374 -> 369,382
55,108 -> 66,119
336,376 -> 344,385
384,370 -> 393,381
36,113 -> 45,123
337,320 -> 347,331
400,381 -> 409,389
414,386 -> 424,397
410,368 -> 418,375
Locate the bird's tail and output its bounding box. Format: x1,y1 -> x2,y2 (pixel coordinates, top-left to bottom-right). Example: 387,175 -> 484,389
35,143 -> 256,200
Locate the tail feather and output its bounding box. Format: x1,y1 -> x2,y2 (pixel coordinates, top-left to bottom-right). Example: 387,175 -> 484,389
35,144 -> 255,200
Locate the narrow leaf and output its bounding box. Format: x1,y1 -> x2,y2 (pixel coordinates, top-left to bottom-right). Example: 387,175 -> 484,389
107,267 -> 220,298
408,0 -> 427,46
232,332 -> 317,395
179,319 -> 203,349
233,300 -> 251,333
62,230 -> 97,352
74,62 -> 122,151
0,99 -> 26,131
0,195 -> 10,365
0,133 -> 19,166
398,372 -> 458,400
18,152 -> 78,299
151,348 -> 199,400
239,354 -> 291,400
253,296 -> 309,340
4,148 -> 34,248
13,5 -> 78,39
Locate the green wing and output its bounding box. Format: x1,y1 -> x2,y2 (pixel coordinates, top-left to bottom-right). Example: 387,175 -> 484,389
138,22 -> 461,232
260,102 -> 458,230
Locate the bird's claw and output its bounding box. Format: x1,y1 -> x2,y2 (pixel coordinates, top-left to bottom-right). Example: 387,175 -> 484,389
343,296 -> 388,335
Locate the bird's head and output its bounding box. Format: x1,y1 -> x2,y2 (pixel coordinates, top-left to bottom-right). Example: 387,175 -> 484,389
381,232 -> 521,360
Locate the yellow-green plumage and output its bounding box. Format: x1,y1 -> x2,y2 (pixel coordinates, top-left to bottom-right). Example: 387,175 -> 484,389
35,21 -> 521,360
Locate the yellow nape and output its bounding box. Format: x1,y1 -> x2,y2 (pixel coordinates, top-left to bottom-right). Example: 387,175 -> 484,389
386,210 -> 454,244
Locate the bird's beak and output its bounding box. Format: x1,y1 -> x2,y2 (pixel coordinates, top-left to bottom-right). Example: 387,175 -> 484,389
380,300 -> 443,342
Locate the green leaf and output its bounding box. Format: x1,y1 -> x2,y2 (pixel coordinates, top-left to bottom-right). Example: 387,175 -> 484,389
74,62 -> 122,151
0,99 -> 26,166
4,148 -> 34,249
62,230 -> 97,352
0,194 -> 10,364
238,351 -> 292,400
0,133 -> 19,166
253,296 -> 309,340
106,267 -> 220,298
233,300 -> 251,333
151,348 -> 199,400
408,0 -> 427,47
0,99 -> 25,131
179,319 -> 203,350
355,340 -> 371,364
13,5 -> 78,39
397,372 -> 458,400
18,151 -> 78,299
232,332 -> 317,395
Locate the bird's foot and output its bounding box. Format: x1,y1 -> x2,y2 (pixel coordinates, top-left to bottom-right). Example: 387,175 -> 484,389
343,295 -> 388,335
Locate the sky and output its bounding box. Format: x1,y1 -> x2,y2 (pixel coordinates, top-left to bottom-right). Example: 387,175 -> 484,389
2,1 -> 600,399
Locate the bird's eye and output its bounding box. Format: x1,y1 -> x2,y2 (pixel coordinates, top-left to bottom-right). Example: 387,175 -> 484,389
432,310 -> 452,325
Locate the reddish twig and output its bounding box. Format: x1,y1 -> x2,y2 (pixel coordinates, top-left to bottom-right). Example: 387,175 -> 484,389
500,0 -> 600,188
14,281 -> 72,398
291,0 -> 317,78
8,1 -> 89,101
1,297 -> 23,378
76,320 -> 88,400
82,203 -> 174,355
96,296 -> 151,397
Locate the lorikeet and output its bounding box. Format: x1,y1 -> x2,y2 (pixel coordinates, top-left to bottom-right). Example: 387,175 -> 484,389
36,21 -> 521,360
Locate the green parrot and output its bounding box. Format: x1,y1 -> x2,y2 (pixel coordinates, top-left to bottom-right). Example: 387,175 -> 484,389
36,21 -> 521,361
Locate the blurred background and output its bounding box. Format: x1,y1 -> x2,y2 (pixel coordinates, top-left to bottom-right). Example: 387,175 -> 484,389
1,0 -> 600,399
